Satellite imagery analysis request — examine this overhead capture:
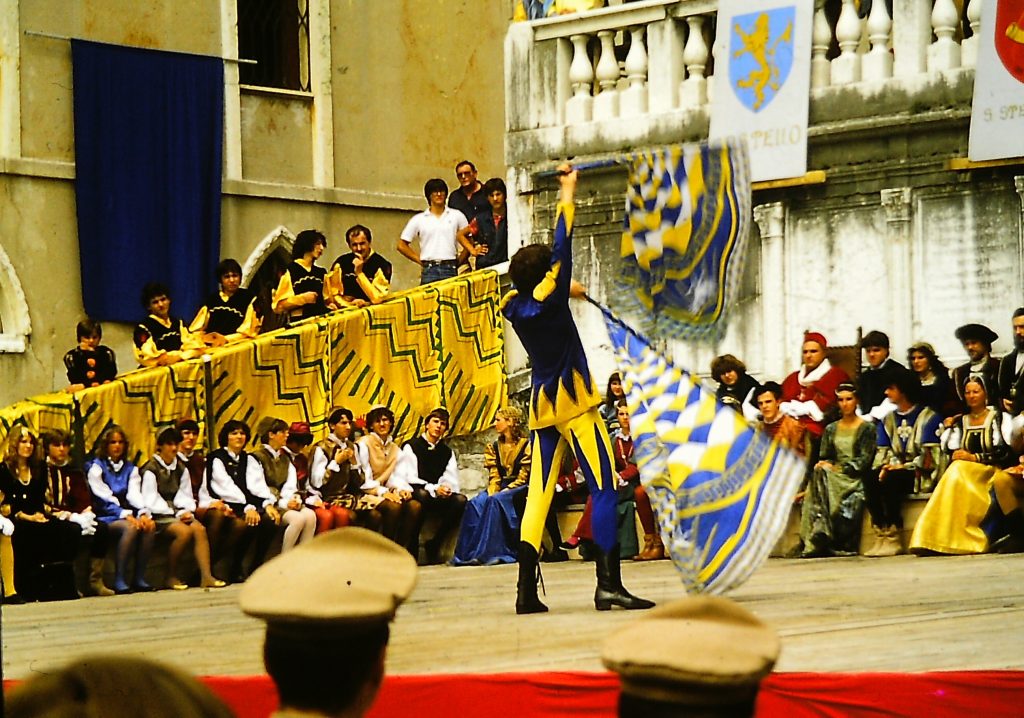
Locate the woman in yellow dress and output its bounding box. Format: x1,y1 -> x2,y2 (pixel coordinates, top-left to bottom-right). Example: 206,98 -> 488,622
910,376 -> 1016,555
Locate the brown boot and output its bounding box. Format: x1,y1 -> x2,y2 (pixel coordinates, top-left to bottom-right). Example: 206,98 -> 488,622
89,558 -> 115,597
639,533 -> 666,561
633,534 -> 654,560
862,526 -> 884,557
869,527 -> 902,558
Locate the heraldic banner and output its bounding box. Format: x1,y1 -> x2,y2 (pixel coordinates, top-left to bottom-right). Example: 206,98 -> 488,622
969,0 -> 1024,160
709,0 -> 812,183
0,272 -> 506,459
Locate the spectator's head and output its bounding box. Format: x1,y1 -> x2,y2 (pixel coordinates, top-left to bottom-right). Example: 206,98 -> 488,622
801,332 -> 828,371
423,407 -> 450,442
424,178 -> 448,204
907,342 -> 947,378
616,403 -> 631,435
42,428 -> 73,465
140,282 -> 172,317
483,177 -> 506,210
365,406 -> 395,439
5,655 -> 236,718
606,372 -> 624,404
218,419 -> 251,451
753,382 -> 783,423
1013,308 -> 1024,352
76,318 -> 103,344
884,368 -> 922,408
293,230 -> 327,261
346,225 -> 373,259
216,259 -> 243,294
257,417 -> 289,447
508,244 -> 552,296
288,421 -> 314,448
175,418 -> 201,454
962,373 -> 992,412
861,330 -> 890,369
329,407 -> 355,440
602,596 -> 779,718
155,427 -> 183,460
710,354 -> 746,385
96,425 -> 130,463
455,160 -> 478,190
954,323 -> 997,362
835,382 -> 859,419
4,426 -> 39,468
240,528 -> 417,718
494,405 -> 525,441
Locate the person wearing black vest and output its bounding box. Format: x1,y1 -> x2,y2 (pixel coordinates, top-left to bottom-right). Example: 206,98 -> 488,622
252,418 -> 316,555
272,229 -> 337,325
132,282 -> 204,368
998,308 -> 1024,417
190,258 -> 261,347
206,420 -> 280,583
393,407 -> 467,565
327,225 -> 393,309
176,418 -> 235,575
131,428 -> 225,590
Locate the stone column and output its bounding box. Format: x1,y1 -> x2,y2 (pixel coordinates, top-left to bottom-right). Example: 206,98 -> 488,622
219,0 -> 243,179
881,188 -> 913,350
0,0 -> 21,158
892,0 -> 931,77
754,202 -> 788,380
1015,176 -> 1024,300
309,0 -> 335,188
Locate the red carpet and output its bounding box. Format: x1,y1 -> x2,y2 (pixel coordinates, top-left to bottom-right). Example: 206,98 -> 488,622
199,671 -> 1024,717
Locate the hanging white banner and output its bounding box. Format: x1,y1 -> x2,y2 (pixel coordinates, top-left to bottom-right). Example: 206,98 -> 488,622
969,0 -> 1024,161
709,0 -> 813,182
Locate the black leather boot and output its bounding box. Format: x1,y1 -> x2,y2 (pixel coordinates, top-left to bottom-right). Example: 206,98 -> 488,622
991,509 -> 1024,554
594,544 -> 655,611
516,542 -> 548,614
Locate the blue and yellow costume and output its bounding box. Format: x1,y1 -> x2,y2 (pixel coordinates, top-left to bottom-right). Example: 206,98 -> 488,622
501,201 -> 619,555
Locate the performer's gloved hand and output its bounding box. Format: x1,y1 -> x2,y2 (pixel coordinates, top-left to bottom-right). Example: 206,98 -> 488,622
69,512 -> 97,536
0,515 -> 13,537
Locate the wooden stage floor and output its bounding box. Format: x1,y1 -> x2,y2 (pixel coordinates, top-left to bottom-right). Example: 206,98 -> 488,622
3,552 -> 1023,681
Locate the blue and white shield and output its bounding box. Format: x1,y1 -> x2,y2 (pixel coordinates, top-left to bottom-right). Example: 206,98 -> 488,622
728,7 -> 796,113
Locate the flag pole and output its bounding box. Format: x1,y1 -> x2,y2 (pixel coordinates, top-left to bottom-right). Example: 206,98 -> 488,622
536,158 -> 622,178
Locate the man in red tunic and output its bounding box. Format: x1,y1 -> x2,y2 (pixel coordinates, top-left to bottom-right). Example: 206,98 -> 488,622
780,331 -> 850,467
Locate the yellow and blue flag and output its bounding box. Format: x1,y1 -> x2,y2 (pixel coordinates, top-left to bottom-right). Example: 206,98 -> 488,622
616,140 -> 751,342
603,307 -> 802,594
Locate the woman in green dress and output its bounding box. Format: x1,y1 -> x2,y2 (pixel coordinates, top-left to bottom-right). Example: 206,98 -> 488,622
799,383 -> 876,557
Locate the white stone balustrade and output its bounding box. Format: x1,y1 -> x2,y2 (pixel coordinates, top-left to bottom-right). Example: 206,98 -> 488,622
506,0 -> 980,136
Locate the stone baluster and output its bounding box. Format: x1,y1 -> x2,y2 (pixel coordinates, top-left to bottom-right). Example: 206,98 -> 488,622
881,188 -> 914,352
863,0 -> 893,80
927,0 -> 961,71
620,26 -> 649,117
831,0 -> 863,85
892,0 -> 931,77
566,33 -> 594,125
810,6 -> 832,89
592,30 -> 621,120
961,0 -> 982,69
680,14 -> 709,108
753,202 -> 789,380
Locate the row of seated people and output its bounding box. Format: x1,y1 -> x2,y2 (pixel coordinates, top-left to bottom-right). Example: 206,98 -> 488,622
711,320 -> 1024,560
0,405 -> 472,603
63,160 -> 511,390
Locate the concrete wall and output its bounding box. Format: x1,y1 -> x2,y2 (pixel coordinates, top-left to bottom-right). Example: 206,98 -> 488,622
0,0 -> 510,407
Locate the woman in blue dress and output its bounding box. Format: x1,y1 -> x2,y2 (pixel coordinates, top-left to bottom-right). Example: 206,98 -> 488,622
451,406 -> 531,565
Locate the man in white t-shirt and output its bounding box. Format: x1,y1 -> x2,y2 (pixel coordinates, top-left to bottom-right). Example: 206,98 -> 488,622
397,178 -> 484,285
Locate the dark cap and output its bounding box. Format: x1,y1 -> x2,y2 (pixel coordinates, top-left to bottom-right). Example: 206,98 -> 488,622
288,421 -> 314,445
861,330 -> 890,349
955,323 -> 998,345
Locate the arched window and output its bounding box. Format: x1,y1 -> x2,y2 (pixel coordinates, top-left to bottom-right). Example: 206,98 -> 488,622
0,242 -> 31,353
241,225 -> 296,334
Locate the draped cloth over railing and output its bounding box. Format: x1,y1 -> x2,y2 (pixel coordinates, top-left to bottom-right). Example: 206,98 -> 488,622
0,273 -> 506,458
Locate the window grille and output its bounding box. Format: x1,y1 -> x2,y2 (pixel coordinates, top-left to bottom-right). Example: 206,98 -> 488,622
237,0 -> 311,92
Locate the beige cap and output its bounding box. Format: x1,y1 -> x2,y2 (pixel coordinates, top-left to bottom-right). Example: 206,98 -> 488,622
239,527 -> 417,634
601,596 -> 779,707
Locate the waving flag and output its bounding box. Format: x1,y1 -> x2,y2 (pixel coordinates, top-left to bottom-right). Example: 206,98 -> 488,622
614,141 -> 752,343
601,306 -> 803,594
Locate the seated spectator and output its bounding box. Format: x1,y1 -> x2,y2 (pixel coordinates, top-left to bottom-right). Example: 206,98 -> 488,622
129,427 -> 225,590
599,372 -> 626,434
63,318 -> 118,391
562,403 -> 664,561
857,330 -> 905,421
397,178 -> 482,285
308,408 -> 364,534
42,429 -> 111,596
176,418 -> 235,575
951,323 -> 1000,413
0,427 -> 81,601
355,406 -> 422,554
132,282 -> 204,368
910,375 -> 1015,555
393,407 -> 467,565
273,229 -> 335,325
284,421 -> 314,490
470,178 -> 511,270
753,382 -> 807,459
798,383 -> 874,558
252,418 -> 317,553
452,405 -> 531,566
864,369 -> 942,558
189,258 -> 261,347
998,308 -> 1024,416
327,225 -> 393,308
781,332 -> 850,466
205,420 -> 280,582
711,354 -> 760,422
907,341 -> 958,418
86,426 -> 155,593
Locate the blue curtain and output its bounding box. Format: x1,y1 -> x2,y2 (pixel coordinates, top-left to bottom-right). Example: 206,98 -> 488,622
72,40 -> 223,323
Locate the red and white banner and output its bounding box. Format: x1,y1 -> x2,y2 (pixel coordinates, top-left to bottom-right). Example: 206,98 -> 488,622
969,0 -> 1024,160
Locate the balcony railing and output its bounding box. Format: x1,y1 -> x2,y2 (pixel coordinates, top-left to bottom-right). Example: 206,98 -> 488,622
506,0 -> 980,140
